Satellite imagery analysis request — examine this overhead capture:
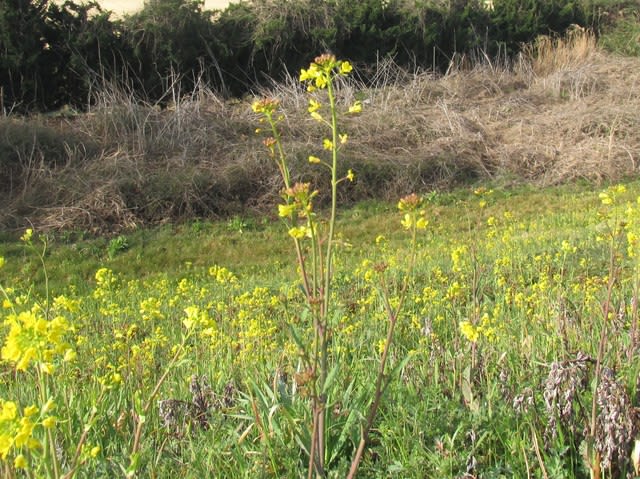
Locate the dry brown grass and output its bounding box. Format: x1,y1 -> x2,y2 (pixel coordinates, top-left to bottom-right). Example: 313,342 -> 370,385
1,28 -> 639,231
526,25 -> 598,76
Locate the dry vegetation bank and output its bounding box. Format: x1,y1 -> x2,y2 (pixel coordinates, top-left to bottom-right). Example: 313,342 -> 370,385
1,30 -> 639,232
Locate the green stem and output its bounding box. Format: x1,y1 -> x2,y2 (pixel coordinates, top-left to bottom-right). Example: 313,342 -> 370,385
316,75 -> 340,475
309,217 -> 320,304
590,233 -> 617,439
61,391 -> 105,479
268,113 -> 291,190
629,262 -> 639,361
322,77 -> 339,322
347,221 -> 419,479
36,368 -> 60,479
130,327 -> 192,461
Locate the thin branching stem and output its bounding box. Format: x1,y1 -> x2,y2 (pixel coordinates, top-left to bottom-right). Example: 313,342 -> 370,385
590,234 -> 618,439
347,221 -> 419,479
61,390 -> 105,479
130,329 -> 191,460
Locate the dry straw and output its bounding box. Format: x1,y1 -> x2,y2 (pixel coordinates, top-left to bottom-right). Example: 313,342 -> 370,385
1,28 -> 639,231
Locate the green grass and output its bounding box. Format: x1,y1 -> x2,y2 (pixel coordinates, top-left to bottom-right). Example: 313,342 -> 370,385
599,8 -> 640,57
0,180 -> 610,291
1,179 -> 640,478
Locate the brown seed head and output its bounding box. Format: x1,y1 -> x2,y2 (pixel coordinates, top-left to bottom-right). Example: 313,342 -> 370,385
398,193 -> 422,212
314,53 -> 336,67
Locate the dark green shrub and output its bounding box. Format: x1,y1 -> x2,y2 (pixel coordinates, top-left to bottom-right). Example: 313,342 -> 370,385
486,0 -> 587,56
121,0 -> 224,101
0,0 -> 125,111
2,0 -> 619,110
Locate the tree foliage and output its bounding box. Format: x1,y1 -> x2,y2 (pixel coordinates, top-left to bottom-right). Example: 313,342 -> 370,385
0,0 -> 627,112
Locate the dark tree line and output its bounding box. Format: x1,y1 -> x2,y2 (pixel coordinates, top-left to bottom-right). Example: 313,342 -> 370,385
0,0 -> 616,112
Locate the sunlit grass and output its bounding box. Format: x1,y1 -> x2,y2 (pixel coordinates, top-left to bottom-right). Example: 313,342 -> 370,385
2,179 -> 640,477
0,180 -> 613,289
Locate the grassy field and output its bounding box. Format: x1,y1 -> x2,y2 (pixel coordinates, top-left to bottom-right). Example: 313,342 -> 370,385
2,26 -> 640,479
2,178 -> 640,478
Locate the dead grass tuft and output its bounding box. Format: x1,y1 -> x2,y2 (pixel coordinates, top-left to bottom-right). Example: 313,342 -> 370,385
2,30 -> 639,231
525,26 -> 598,77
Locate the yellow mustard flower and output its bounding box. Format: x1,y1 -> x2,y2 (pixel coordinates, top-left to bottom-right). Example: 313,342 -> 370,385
459,321 -> 480,343
23,406 -> 38,417
251,97 -> 280,115
1,310 -> 72,372
340,61 -> 353,74
308,99 -> 321,113
401,214 -> 413,230
278,203 -> 297,217
398,193 -> 422,211
14,416 -> 36,448
0,401 -> 17,422
599,192 -> 613,205
310,111 -> 323,122
299,63 -> 320,83
20,229 -> 33,243
300,54 -> 353,91
346,169 -> 355,182
416,217 -> 428,230
288,226 -> 311,240
41,416 -> 56,429
208,265 -> 238,284
348,101 -> 362,114
14,453 -> 27,469
39,362 -> 55,375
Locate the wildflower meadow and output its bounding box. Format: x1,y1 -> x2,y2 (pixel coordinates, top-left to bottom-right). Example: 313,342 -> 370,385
2,56 -> 640,479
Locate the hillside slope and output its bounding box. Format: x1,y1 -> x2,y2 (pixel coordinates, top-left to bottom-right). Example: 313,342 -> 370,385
1,31 -> 639,232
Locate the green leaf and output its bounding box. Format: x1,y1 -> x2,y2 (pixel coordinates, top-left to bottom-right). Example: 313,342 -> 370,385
322,362 -> 340,395
126,452 -> 140,477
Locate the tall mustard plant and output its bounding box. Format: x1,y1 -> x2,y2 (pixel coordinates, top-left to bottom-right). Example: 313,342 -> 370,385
254,54 -> 357,477
346,193 -> 427,479
0,231 -> 73,478
583,184 -> 628,478
253,54 -> 425,478
126,306 -> 200,477
0,232 -> 115,479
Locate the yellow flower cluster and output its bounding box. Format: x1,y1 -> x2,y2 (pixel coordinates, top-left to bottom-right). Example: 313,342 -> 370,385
1,308 -> 73,373
623,194 -> 640,259
280,183 -> 317,218
599,184 -> 626,206
0,398 -> 56,467
473,187 -> 493,209
251,97 -> 280,115
139,297 -> 164,322
208,265 -> 238,284
459,307 -> 502,344
398,193 -> 428,230
93,267 -> 117,301
299,53 -> 352,91
278,183 -> 319,240
459,320 -> 480,343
